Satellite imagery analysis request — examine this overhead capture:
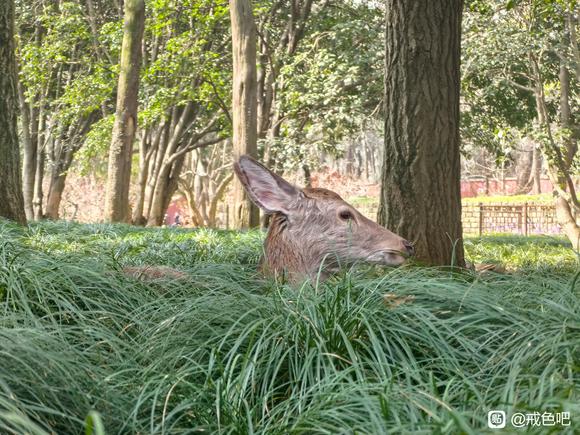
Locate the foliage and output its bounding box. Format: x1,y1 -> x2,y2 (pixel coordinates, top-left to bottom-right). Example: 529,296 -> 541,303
0,220 -> 578,433
139,0 -> 231,131
15,0 -> 386,177
17,0 -> 116,131
272,2 -> 384,170
462,0 -> 579,168
462,1 -> 537,159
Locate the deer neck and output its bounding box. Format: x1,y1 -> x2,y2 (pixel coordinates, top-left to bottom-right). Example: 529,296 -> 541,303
261,213 -> 328,283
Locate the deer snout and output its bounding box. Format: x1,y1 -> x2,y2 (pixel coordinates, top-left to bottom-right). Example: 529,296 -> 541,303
402,240 -> 415,257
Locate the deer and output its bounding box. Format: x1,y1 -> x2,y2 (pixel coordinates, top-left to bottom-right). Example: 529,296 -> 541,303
233,155 -> 414,283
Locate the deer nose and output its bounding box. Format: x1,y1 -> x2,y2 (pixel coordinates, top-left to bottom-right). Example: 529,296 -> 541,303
402,240 -> 415,257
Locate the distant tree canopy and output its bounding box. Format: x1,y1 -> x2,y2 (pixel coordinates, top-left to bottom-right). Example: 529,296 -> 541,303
14,0 -> 383,224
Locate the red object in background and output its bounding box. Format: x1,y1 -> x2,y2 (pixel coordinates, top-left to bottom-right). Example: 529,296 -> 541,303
460,178 -> 554,198
165,202 -> 179,225
165,197 -> 187,225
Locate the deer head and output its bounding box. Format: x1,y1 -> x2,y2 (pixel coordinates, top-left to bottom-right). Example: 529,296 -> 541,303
234,155 -> 414,282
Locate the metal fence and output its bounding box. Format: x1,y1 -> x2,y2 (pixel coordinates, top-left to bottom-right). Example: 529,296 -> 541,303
462,202 -> 560,235
355,201 -> 566,236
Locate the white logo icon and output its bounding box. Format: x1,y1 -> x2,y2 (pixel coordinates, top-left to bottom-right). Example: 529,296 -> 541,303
488,410 -> 506,429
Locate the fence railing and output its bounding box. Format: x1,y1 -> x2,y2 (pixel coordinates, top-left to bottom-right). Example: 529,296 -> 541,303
462,202 -> 560,235
355,201 -> 568,236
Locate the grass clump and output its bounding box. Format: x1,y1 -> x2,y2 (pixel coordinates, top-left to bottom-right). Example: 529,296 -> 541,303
0,220 -> 578,434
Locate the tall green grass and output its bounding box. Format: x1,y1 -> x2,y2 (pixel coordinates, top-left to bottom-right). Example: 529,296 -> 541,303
0,220 -> 578,433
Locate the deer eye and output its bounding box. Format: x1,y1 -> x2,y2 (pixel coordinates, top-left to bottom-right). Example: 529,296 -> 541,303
338,210 -> 353,221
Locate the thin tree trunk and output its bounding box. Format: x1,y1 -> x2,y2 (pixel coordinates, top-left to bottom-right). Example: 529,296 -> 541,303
0,0 -> 26,224
560,61 -> 577,168
17,81 -> 37,220
147,167 -> 171,226
132,128 -> 153,225
147,155 -> 186,226
45,172 -> 67,219
230,0 -> 260,228
529,146 -> 542,194
530,50 -> 579,249
209,173 -> 233,226
33,146 -> 45,219
515,140 -> 533,194
554,60 -> 579,249
104,0 -> 145,222
378,0 -> 464,266
556,196 -> 580,250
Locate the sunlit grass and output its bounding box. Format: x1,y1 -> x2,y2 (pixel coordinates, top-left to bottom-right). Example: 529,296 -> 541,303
0,220 -> 578,433
465,234 -> 577,273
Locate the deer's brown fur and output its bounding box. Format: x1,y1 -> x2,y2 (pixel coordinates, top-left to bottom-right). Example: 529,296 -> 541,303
235,156 -> 414,283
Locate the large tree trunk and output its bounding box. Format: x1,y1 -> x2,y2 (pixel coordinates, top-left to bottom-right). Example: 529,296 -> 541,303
0,0 -> 26,225
378,0 -> 464,266
104,0 -> 145,223
230,0 -> 259,229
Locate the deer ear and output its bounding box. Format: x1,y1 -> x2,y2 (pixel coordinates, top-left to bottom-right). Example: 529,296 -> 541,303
234,155 -> 302,214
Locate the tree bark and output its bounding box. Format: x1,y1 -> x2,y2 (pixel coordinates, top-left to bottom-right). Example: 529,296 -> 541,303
147,155 -> 186,226
529,146 -> 542,194
0,0 -> 26,225
45,172 -> 67,220
378,0 -> 464,266
17,82 -> 38,220
556,196 -> 580,250
132,128 -> 153,225
33,145 -> 45,220
104,0 -> 145,223
230,0 -> 260,228
554,60 -> 579,250
515,140 -> 533,194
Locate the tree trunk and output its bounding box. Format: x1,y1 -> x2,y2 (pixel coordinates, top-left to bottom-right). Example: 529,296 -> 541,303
147,154 -> 186,226
45,172 -> 67,220
132,128 -> 153,225
556,196 -> 580,250
515,148 -> 533,194
33,146 -> 45,220
378,0 -> 464,266
17,82 -> 38,221
529,146 -> 542,194
230,0 -> 260,229
553,60 -> 579,250
104,0 -> 145,223
0,0 -> 26,225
